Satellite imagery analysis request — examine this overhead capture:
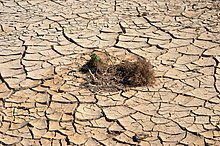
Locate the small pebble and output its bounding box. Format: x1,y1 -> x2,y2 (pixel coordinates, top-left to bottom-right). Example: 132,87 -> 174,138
132,133 -> 149,142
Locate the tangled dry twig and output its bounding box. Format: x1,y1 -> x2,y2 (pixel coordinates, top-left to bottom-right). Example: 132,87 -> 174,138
80,53 -> 155,92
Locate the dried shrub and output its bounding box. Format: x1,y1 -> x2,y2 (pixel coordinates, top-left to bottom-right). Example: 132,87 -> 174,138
80,53 -> 155,91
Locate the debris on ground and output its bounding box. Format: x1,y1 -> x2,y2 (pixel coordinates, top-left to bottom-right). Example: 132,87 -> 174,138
80,52 -> 155,91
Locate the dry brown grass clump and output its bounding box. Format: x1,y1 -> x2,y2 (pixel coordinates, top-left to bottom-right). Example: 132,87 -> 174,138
115,59 -> 155,86
80,53 -> 155,91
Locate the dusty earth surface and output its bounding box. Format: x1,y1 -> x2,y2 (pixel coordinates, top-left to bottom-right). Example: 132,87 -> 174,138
0,0 -> 220,145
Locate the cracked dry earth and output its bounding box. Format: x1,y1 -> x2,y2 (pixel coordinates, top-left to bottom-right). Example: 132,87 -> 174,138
0,0 -> 220,146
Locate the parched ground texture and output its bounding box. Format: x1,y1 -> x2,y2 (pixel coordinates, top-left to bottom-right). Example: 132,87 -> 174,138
0,0 -> 220,145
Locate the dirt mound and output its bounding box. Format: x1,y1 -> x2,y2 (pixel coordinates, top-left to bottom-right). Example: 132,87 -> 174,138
80,53 -> 155,91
